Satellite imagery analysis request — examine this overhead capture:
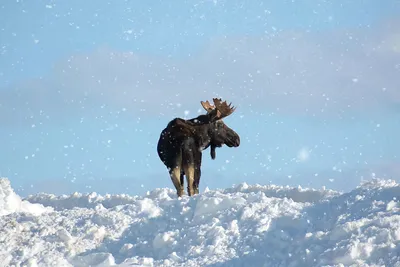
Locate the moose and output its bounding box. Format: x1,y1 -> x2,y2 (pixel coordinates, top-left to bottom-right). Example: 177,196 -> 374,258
157,98 -> 240,197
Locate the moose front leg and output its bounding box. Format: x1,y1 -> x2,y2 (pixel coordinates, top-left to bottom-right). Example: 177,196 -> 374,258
193,165 -> 200,195
193,152 -> 202,195
183,163 -> 195,196
182,138 -> 197,196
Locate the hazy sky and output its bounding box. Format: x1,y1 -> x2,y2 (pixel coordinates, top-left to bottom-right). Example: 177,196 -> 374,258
1,1 -> 400,196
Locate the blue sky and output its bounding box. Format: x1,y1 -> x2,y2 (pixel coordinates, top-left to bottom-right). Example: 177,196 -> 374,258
1,0 -> 400,196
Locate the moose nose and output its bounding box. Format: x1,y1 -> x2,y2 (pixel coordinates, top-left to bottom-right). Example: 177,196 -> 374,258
234,134 -> 240,147
231,132 -> 240,147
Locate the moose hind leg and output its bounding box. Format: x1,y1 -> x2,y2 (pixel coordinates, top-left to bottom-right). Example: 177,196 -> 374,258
169,166 -> 184,197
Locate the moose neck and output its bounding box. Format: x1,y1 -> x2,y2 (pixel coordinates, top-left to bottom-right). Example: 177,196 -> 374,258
186,115 -> 215,149
192,123 -> 213,151
193,124 -> 220,160
207,123 -> 222,159
185,115 -> 226,156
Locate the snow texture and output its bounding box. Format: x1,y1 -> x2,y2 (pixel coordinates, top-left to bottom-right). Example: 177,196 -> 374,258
1,177 -> 400,267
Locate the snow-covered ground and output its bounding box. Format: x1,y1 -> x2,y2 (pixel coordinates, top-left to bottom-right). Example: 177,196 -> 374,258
1,177 -> 399,267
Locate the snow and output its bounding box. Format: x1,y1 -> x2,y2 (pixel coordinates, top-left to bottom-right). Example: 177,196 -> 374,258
1,177 -> 400,267
0,178 -> 53,217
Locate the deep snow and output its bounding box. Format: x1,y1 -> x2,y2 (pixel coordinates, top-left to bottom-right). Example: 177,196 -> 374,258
1,177 -> 399,267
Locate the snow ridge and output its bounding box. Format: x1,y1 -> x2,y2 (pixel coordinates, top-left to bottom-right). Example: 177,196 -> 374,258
0,178 -> 53,216
1,177 -> 399,267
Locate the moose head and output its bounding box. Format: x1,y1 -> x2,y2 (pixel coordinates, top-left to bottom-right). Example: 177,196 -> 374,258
157,98 -> 240,197
200,98 -> 240,159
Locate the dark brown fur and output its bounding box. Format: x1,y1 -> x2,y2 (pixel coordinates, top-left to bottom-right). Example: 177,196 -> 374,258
157,99 -> 240,197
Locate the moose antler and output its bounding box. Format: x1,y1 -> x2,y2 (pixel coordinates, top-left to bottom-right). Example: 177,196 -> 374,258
200,100 -> 215,112
213,98 -> 236,120
200,98 -> 236,121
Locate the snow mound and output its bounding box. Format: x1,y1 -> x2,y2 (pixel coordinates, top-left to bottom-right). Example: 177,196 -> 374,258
0,178 -> 53,216
1,177 -> 400,267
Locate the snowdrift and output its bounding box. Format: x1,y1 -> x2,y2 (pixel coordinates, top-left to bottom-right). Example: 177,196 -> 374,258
1,177 -> 399,267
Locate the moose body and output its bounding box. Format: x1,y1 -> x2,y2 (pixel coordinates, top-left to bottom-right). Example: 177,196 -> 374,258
157,98 -> 240,197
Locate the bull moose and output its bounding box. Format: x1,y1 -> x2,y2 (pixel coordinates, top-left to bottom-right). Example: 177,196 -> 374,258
157,98 -> 240,197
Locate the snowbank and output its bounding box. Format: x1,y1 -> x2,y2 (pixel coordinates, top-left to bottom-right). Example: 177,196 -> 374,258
0,178 -> 53,216
1,177 -> 399,267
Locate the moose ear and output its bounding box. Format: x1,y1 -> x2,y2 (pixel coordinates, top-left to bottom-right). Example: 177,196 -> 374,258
206,109 -> 220,123
207,109 -> 221,123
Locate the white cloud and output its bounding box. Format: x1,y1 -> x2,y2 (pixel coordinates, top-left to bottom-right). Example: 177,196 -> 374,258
1,18 -> 400,126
